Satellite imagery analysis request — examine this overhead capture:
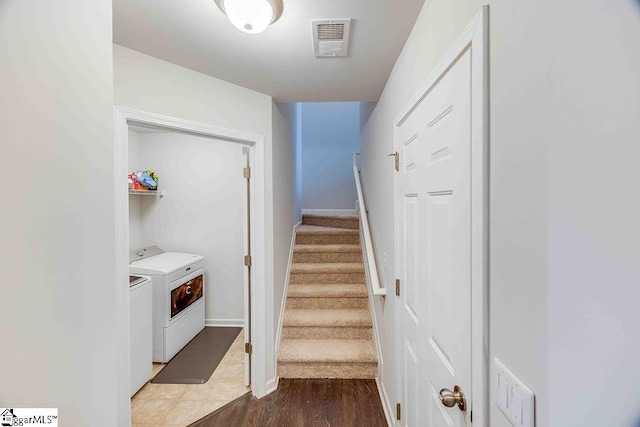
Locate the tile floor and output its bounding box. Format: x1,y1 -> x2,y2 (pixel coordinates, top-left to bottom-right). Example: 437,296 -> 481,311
131,329 -> 250,427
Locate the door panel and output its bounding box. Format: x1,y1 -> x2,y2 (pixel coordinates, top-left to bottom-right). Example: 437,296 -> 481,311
404,340 -> 420,426
404,195 -> 419,321
397,48 -> 472,427
428,193 -> 454,370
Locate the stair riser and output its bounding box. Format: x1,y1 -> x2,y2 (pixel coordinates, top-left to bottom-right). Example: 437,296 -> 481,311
287,284 -> 368,299
286,297 -> 368,309
296,234 -> 360,245
291,265 -> 364,274
288,292 -> 368,299
302,216 -> 359,230
290,273 -> 365,284
293,252 -> 362,263
278,362 -> 377,379
282,326 -> 372,340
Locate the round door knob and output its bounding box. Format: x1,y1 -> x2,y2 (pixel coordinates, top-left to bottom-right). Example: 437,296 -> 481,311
439,385 -> 467,411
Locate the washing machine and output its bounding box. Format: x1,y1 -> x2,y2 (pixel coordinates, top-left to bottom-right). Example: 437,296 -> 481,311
129,246 -> 205,363
129,274 -> 152,396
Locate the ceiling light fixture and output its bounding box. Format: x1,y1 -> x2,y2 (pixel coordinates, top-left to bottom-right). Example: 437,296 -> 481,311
214,0 -> 284,34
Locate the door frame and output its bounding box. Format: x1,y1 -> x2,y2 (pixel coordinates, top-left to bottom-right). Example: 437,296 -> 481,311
113,107 -> 268,426
393,6 -> 489,426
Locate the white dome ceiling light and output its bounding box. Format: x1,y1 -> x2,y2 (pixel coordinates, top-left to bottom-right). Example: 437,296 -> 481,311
214,0 -> 284,34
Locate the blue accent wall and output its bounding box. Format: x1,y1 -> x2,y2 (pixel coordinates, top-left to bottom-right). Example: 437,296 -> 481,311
301,102 -> 360,210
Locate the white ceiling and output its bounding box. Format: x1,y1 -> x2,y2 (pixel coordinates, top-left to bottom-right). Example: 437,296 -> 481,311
113,0 -> 425,102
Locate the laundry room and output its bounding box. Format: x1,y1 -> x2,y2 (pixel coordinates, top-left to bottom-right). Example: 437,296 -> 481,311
126,124 -> 251,415
128,127 -> 247,327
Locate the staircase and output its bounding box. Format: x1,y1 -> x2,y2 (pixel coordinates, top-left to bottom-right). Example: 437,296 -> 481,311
278,214 -> 377,379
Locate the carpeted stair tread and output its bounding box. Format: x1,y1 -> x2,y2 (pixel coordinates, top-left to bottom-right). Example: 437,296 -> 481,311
278,339 -> 377,363
294,244 -> 362,253
290,263 -> 364,274
284,309 -> 372,327
296,225 -> 360,235
288,283 -> 368,298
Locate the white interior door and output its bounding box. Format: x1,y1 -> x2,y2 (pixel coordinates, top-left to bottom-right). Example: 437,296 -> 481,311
396,47 -> 473,426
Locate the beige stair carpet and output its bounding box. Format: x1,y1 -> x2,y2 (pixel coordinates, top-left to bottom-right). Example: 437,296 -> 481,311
278,215 -> 377,379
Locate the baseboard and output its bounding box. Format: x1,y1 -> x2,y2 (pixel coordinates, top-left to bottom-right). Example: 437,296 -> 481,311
360,229 -> 384,370
266,376 -> 279,395
360,225 -> 390,427
275,222 -> 301,362
205,318 -> 244,327
376,377 -> 394,427
301,209 -> 358,216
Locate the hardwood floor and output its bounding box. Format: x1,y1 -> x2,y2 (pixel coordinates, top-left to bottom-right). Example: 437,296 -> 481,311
188,379 -> 388,427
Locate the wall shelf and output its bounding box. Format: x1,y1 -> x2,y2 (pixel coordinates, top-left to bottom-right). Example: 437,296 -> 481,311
129,189 -> 164,197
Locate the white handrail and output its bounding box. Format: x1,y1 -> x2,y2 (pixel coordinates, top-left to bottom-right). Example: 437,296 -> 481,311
353,152 -> 386,296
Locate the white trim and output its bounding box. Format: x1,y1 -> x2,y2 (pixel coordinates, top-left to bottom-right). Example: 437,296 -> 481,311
205,319 -> 245,328
114,109 -> 131,427
249,135 -> 268,398
376,377 -> 394,427
301,209 -> 358,216
242,146 -> 251,387
392,6 -> 489,427
392,99 -> 401,427
265,376 -> 279,394
275,222 -> 301,358
469,8 -> 490,426
114,107 -> 269,404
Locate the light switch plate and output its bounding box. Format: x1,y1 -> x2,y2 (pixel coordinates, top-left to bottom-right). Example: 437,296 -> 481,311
498,374 -> 509,407
511,388 -> 523,423
494,358 -> 535,427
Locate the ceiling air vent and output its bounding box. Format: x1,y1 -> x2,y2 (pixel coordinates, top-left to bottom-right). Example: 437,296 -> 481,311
312,19 -> 352,58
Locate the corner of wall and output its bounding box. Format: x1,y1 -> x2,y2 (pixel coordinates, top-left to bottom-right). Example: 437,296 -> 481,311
266,376 -> 280,395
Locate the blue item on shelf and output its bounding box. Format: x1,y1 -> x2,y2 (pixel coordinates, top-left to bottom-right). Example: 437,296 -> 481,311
135,170 -> 158,190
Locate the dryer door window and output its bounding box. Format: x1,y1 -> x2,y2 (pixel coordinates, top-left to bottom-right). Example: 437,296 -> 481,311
171,274 -> 203,318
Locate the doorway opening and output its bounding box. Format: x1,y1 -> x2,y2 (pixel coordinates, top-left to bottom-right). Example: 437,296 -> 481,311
114,108 -> 267,426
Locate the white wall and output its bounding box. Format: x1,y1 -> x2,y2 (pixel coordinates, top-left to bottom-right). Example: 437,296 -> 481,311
129,131 -> 246,325
271,102 -> 302,379
545,1 -> 640,426
301,102 -> 361,210
361,1 -> 640,426
488,1 -> 550,425
296,104 -> 303,215
0,1 -> 118,425
359,102 -> 377,132
114,44 -> 296,388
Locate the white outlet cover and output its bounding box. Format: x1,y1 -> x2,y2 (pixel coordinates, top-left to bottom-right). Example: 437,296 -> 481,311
494,358 -> 535,427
